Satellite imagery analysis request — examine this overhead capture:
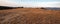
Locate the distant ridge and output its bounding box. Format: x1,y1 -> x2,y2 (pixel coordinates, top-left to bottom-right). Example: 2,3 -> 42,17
0,6 -> 23,10
0,6 -> 14,10
45,7 -> 60,10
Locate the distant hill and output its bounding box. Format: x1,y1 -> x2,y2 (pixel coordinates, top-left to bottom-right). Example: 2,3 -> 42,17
46,7 -> 60,10
0,6 -> 14,10
0,6 -> 23,10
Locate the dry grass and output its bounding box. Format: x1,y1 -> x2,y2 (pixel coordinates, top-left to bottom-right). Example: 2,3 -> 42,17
0,8 -> 60,24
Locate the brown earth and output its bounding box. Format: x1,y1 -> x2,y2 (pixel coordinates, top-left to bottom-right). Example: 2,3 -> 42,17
0,8 -> 60,24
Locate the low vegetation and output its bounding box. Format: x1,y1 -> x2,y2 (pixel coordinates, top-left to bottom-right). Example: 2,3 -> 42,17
0,8 -> 60,24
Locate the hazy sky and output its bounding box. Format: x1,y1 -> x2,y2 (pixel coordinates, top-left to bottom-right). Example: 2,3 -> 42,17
0,0 -> 60,7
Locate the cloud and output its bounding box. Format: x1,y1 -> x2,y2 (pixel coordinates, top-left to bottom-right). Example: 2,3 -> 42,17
0,0 -> 20,7
37,2 -> 60,7
0,0 -> 60,7
20,2 -> 60,7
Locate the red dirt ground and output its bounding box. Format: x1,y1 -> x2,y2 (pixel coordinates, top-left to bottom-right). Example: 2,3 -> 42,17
0,8 -> 60,24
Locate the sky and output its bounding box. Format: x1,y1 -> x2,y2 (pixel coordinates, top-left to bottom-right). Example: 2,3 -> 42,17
0,0 -> 60,7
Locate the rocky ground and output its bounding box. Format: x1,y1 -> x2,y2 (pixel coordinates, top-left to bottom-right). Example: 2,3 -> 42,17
0,8 -> 60,24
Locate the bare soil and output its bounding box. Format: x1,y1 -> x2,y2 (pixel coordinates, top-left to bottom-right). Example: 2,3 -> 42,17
0,8 -> 60,24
